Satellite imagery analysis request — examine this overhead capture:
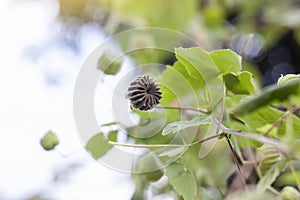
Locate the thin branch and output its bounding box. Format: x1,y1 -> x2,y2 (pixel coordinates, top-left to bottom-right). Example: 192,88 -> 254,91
211,115 -> 290,153
215,85 -> 226,135
222,127 -> 290,154
225,135 -> 247,190
108,142 -> 187,148
155,105 -> 210,114
108,133 -> 224,148
239,33 -> 254,56
221,86 -> 247,188
264,106 -> 300,136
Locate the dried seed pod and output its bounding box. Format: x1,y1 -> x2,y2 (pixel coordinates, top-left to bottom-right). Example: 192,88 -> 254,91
126,75 -> 162,111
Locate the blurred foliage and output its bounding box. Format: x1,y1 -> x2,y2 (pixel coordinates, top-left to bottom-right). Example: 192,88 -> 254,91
57,0 -> 300,47
86,47 -> 300,199
54,0 -> 300,86
36,0 -> 300,199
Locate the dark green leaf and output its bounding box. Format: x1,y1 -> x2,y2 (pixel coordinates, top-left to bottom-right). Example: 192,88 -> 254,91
40,130 -> 59,151
208,49 -> 241,73
165,162 -> 197,200
86,131 -> 117,159
223,71 -> 255,94
233,80 -> 300,115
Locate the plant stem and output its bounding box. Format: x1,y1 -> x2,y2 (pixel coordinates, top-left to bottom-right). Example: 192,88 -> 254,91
108,133 -> 224,148
155,105 -> 210,114
239,33 -> 254,56
225,135 -> 247,191
264,106 -> 300,136
222,126 -> 290,154
215,85 -> 226,135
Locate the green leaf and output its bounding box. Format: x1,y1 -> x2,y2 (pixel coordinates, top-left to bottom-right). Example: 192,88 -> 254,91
159,61 -> 206,122
100,122 -> 118,127
174,47 -> 224,112
236,106 -> 300,142
280,186 -> 300,200
160,61 -> 205,108
277,171 -> 300,186
40,130 -> 59,151
97,51 -> 123,75
158,146 -> 185,157
256,124 -> 278,137
175,47 -> 220,80
237,107 -> 282,133
86,131 -> 117,159
134,153 -> 164,182
107,130 -> 118,141
208,49 -> 242,73
257,146 -> 281,174
257,158 -> 287,195
165,162 -> 197,200
162,116 -> 211,136
233,79 -> 300,115
223,71 -> 255,94
277,74 -> 300,86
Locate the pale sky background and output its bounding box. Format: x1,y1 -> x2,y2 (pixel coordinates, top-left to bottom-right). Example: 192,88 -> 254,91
0,0 -> 134,199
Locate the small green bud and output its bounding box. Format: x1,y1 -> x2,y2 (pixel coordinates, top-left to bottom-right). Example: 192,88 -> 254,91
40,130 -> 59,151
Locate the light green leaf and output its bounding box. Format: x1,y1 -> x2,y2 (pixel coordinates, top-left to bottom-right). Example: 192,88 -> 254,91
162,116 -> 211,136
280,186 -> 300,200
100,122 -> 118,127
277,171 -> 300,186
236,106 -> 281,133
256,124 -> 278,137
223,71 -> 255,94
233,79 -> 300,115
159,61 -> 206,122
257,159 -> 287,195
175,47 -> 220,80
174,47 -> 224,112
165,162 -> 197,200
158,146 -> 185,157
86,131 -> 117,159
208,49 -> 242,73
257,146 -> 281,174
160,61 -> 205,107
40,130 -> 59,151
277,74 -> 300,86
237,106 -> 300,139
97,51 -> 123,75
